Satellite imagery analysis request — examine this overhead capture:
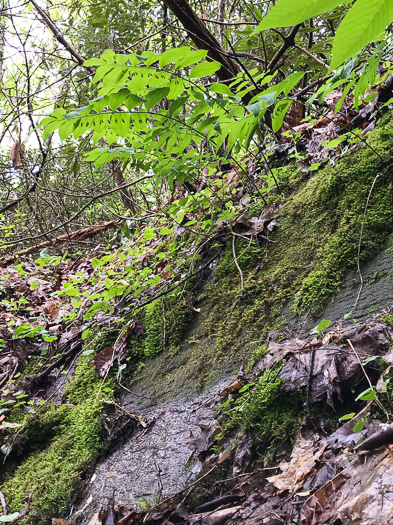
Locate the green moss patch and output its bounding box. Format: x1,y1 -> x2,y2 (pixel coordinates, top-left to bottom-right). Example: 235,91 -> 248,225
205,116 -> 393,359
1,355 -> 109,523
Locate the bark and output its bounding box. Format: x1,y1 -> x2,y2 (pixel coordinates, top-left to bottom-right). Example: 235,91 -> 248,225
163,0 -> 239,81
111,161 -> 137,215
217,0 -> 225,45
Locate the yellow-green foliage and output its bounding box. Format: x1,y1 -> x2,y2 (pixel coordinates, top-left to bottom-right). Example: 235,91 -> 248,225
2,356 -> 108,523
294,124 -> 393,311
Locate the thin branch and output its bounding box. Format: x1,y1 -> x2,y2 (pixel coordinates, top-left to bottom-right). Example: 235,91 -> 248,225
29,0 -> 94,73
294,44 -> 329,70
0,174 -> 154,248
268,25 -> 301,72
232,233 -> 244,292
201,18 -> 257,26
354,173 -> 381,309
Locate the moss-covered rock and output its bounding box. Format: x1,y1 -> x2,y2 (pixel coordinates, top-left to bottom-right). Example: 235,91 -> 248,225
1,355 -> 111,524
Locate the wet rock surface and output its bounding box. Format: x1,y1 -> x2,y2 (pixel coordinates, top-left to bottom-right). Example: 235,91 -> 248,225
72,242 -> 393,522
76,379 -> 229,522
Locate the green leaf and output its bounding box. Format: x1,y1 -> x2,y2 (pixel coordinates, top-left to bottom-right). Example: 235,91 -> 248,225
82,329 -> 92,340
168,95 -> 189,116
175,50 -> 207,69
256,0 -> 342,29
30,280 -> 38,290
143,227 -> 155,240
238,382 -> 255,393
216,398 -> 234,410
190,61 -> 221,78
159,47 -> 191,67
124,93 -> 145,110
317,319 -> 332,332
92,64 -> 116,84
361,355 -> 379,365
91,257 -> 104,268
13,324 -> 32,337
209,83 -> 233,96
330,0 -> 393,70
339,412 -> 356,422
58,120 -> 75,140
64,288 -> 80,296
272,99 -> 292,133
352,418 -> 366,433
245,100 -> 263,117
145,87 -> 170,110
84,57 -> 107,66
355,387 -> 377,401
108,88 -> 130,110
84,301 -> 107,320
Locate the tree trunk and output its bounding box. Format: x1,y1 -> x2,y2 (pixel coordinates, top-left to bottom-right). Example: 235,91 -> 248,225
111,161 -> 136,215
163,0 -> 238,81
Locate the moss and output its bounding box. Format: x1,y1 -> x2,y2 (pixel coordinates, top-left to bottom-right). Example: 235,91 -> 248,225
128,291 -> 190,360
63,353 -> 108,404
381,312 -> 393,325
122,115 -> 393,405
203,116 -> 393,361
218,366 -> 305,462
1,353 -> 107,524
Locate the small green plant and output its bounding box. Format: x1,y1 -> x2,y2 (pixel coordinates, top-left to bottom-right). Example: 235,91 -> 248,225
310,319 -> 332,338
344,310 -> 358,325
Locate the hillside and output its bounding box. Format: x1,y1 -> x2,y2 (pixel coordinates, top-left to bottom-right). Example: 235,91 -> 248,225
2,1 -> 393,524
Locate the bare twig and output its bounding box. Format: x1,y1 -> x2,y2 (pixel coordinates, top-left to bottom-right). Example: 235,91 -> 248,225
232,233 -> 244,292
354,173 -> 381,310
29,0 -> 94,73
347,339 -> 389,418
201,18 -> 257,26
162,298 -> 166,352
0,491 -> 7,515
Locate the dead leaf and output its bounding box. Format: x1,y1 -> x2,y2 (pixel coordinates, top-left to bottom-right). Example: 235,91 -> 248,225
10,141 -> 26,169
87,512 -> 102,525
93,347 -> 114,378
129,319 -> 144,340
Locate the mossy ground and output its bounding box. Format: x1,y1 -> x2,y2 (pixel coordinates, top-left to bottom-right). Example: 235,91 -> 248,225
206,115 -> 393,357
217,366 -> 306,463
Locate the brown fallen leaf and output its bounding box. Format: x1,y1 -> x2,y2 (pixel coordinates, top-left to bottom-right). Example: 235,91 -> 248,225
87,512 -> 102,525
10,141 -> 26,169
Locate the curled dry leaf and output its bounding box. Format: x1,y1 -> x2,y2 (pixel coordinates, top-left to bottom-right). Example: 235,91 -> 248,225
9,141 -> 26,169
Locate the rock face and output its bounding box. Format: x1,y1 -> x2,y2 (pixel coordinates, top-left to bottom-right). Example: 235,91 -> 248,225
77,238 -> 393,521
86,381 -> 226,516
288,237 -> 393,337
